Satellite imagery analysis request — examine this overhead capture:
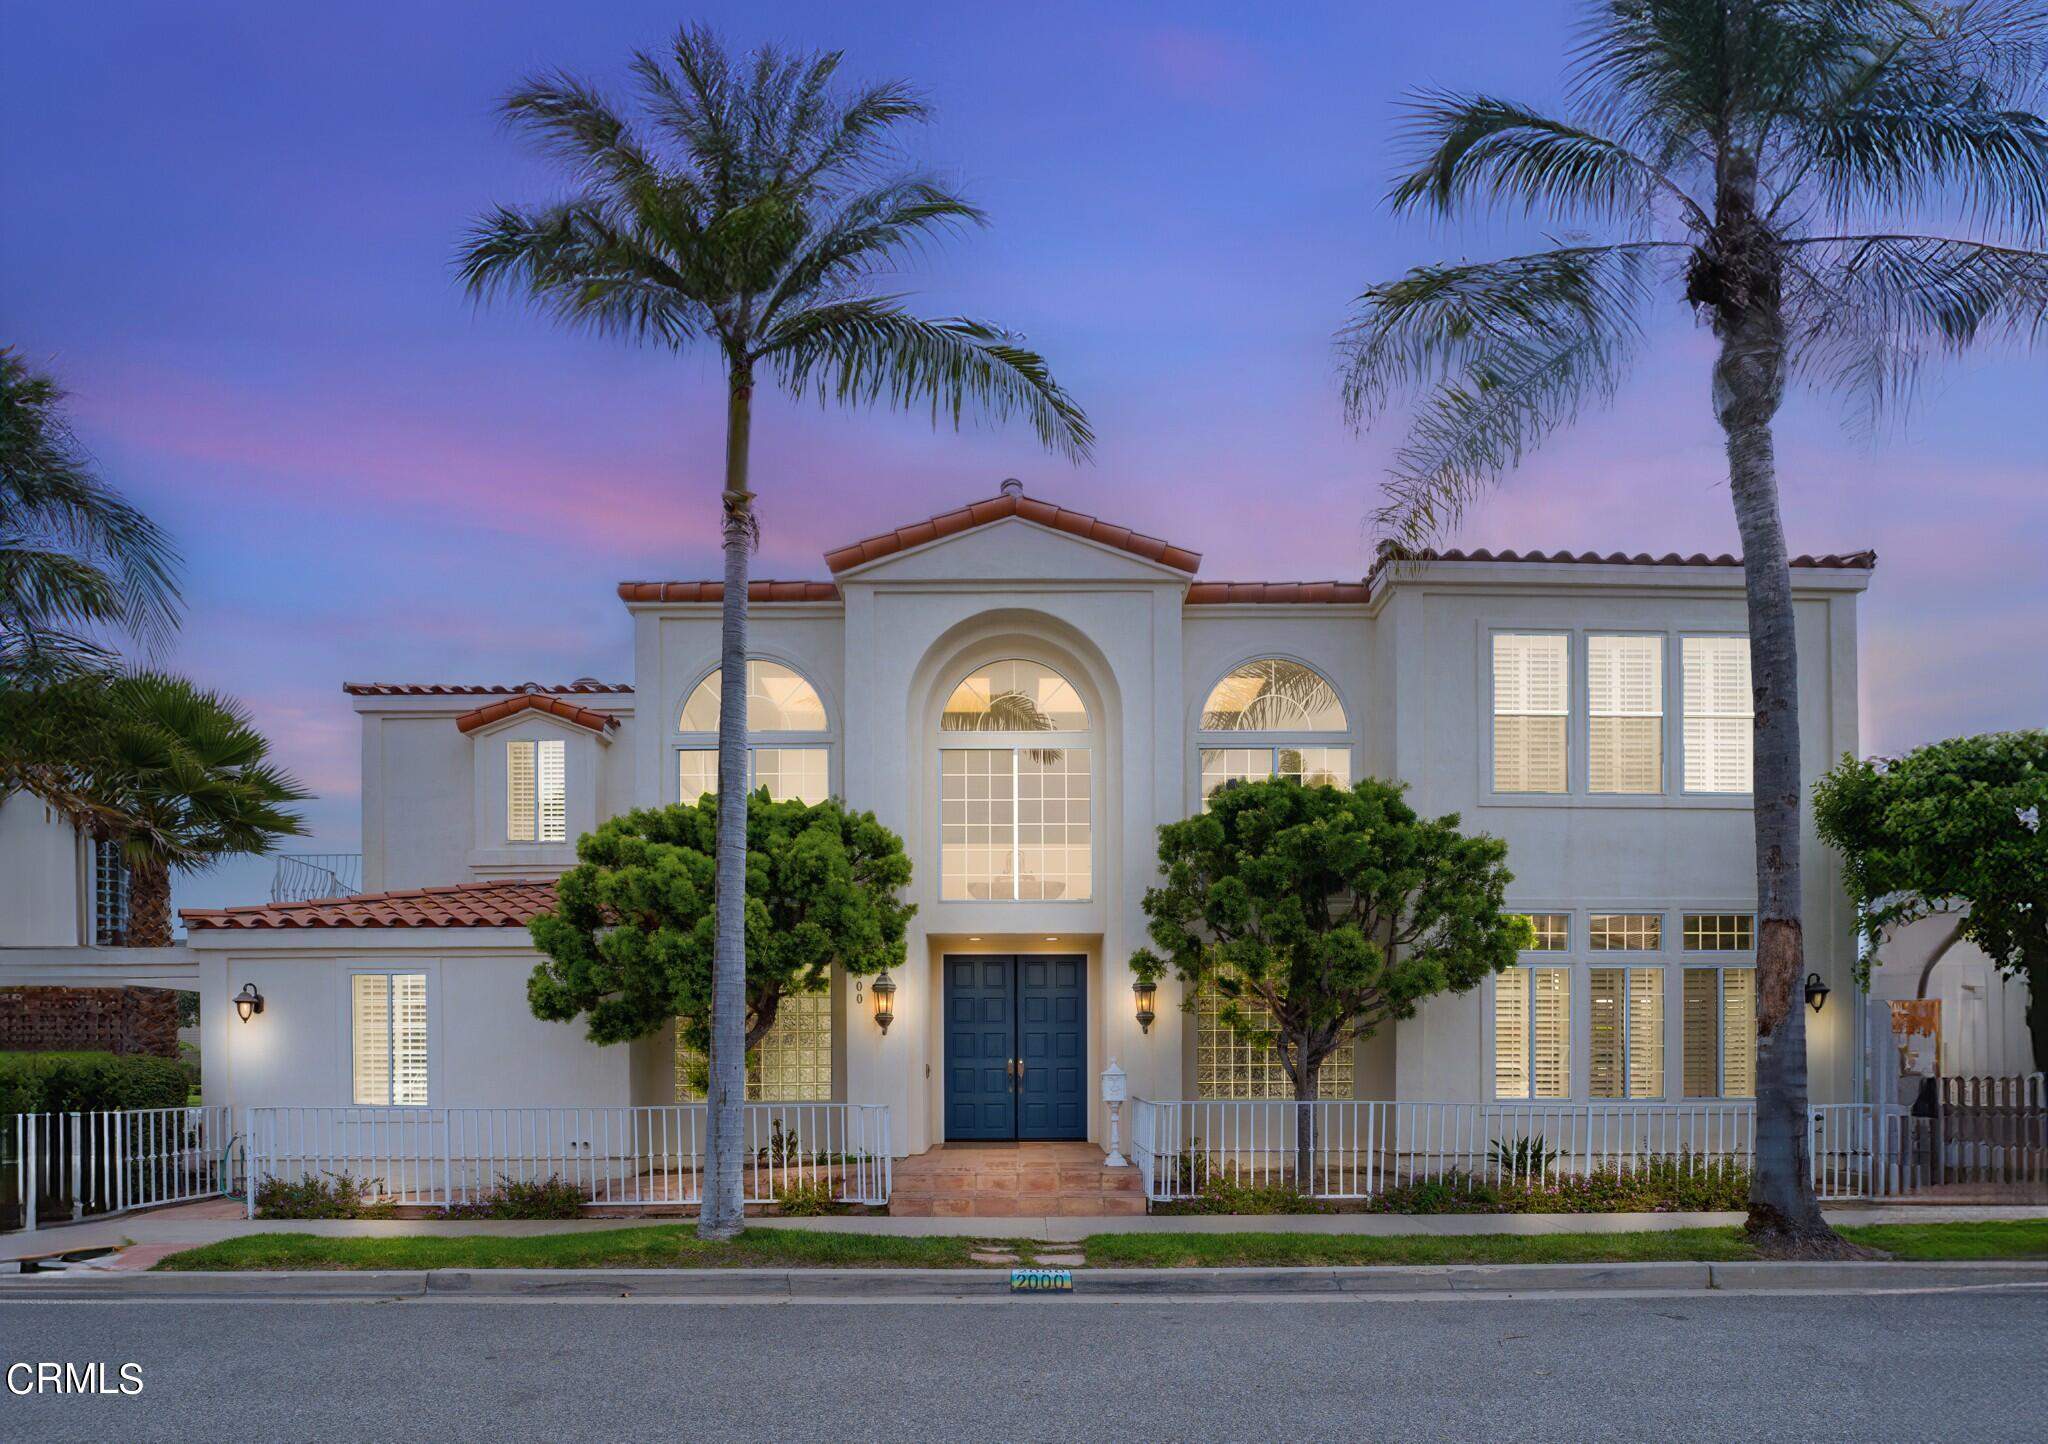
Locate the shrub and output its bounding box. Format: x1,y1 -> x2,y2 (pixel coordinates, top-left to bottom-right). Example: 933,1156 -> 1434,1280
255,1170 -> 394,1220
0,1051 -> 189,1114
1488,1134 -> 1562,1179
774,1179 -> 838,1216
446,1173 -> 589,1220
1154,1170 -> 1331,1217
1368,1157 -> 1750,1215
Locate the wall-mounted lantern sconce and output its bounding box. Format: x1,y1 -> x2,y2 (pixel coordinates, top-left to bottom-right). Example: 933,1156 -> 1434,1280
1133,978 -> 1157,1035
872,972 -> 897,1035
233,982 -> 265,1023
1803,972 -> 1831,1014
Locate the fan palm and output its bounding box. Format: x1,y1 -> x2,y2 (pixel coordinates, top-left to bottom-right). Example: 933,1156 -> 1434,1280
0,348 -> 182,678
1340,0 -> 2048,1254
459,25 -> 1093,1239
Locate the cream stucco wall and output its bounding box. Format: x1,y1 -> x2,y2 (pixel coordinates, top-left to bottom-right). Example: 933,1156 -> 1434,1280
0,795 -> 88,946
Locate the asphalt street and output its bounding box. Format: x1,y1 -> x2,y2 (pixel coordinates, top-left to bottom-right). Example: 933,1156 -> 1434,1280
3,1285 -> 2043,1442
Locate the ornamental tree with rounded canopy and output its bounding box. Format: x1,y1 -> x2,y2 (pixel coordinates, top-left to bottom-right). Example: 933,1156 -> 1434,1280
527,794 -> 914,1069
1130,776 -> 1529,1184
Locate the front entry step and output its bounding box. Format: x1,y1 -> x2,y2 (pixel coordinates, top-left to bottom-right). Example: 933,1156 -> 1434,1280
889,1142 -> 1146,1217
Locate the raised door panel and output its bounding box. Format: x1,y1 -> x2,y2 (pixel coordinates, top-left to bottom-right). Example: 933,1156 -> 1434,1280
1017,955 -> 1087,1140
944,956 -> 1015,1140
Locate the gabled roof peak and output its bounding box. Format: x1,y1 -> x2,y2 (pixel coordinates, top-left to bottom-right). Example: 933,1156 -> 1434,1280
822,483 -> 1201,575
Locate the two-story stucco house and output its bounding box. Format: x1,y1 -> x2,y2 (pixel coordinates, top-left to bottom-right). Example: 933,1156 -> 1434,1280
178,480 -> 1878,1162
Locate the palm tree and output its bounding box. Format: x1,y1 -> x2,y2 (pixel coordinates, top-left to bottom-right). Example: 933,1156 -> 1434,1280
460,26 -> 1093,1239
1340,0 -> 2048,1255
0,348 -> 182,678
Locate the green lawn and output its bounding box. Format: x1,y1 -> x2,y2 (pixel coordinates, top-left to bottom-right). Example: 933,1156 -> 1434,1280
153,1219 -> 2048,1272
154,1227 -> 1016,1272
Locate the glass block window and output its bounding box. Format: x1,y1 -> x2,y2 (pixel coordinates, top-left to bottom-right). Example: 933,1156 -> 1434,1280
1495,967 -> 1570,1100
1199,746 -> 1352,809
1520,913 -> 1569,952
1683,967 -> 1757,1098
1590,913 -> 1662,950
1590,967 -> 1665,1099
1199,659 -> 1347,732
679,660 -> 828,733
352,973 -> 428,1106
678,746 -> 829,804
92,839 -> 130,946
506,739 -> 566,842
942,660 -> 1087,732
1683,636 -> 1752,793
1684,913 -> 1755,951
675,986 -> 834,1102
1493,633 -> 1569,793
1194,982 -> 1352,1099
1588,635 -> 1663,794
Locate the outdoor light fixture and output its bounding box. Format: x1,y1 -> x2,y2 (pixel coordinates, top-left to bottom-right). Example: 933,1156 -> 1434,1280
233,982 -> 265,1023
1804,972 -> 1831,1013
1133,978 -> 1157,1035
872,972 -> 897,1035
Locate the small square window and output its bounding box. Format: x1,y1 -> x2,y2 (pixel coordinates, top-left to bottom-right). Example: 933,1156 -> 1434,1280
1520,914 -> 1569,952
1683,913 -> 1755,951
1590,913 -> 1662,950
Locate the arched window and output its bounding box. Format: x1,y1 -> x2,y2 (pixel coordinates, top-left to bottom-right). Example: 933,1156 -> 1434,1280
675,659 -> 830,803
1197,659 -> 1351,809
939,660 -> 1091,901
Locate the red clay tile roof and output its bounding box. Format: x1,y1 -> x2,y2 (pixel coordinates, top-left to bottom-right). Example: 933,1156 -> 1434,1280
1364,546 -> 1878,589
453,693 -> 620,735
615,580 -> 842,603
182,879 -> 559,931
822,484 -> 1201,575
1186,581 -> 1372,604
343,682 -> 632,697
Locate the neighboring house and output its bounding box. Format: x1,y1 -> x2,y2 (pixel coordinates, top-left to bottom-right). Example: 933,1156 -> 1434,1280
175,481 -> 1877,1159
0,794 -> 131,947
1868,914 -> 2036,1079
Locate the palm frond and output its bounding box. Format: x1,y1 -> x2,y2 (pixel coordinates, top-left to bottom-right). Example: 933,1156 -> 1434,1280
760,300 -> 1094,461
757,177 -> 986,330
1802,95 -> 2048,237
502,73 -> 660,196
457,202 -> 705,346
1339,243 -> 1668,545
1787,229 -> 2048,423
1391,89 -> 1704,228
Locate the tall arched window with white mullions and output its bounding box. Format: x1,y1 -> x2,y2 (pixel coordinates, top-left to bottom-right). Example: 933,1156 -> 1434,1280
1197,659 -> 1351,809
939,659 -> 1092,901
676,660 -> 831,803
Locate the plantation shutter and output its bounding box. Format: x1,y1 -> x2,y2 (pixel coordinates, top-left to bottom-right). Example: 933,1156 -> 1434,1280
535,739 -> 567,842
1493,633 -> 1569,793
1494,969 -> 1530,1100
392,973 -> 429,1105
506,740 -> 537,841
1683,637 -> 1753,792
1532,968 -> 1570,1099
1682,969 -> 1720,1097
1588,968 -> 1623,1099
351,974 -> 390,1106
1588,635 -> 1663,793
1627,968 -> 1664,1098
1722,969 -> 1757,1097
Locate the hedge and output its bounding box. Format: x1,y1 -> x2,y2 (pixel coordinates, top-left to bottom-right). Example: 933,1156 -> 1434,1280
0,1051 -> 191,1114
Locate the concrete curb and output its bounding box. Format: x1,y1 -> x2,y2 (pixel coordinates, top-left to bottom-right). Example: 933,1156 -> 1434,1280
5,1259 -> 2045,1301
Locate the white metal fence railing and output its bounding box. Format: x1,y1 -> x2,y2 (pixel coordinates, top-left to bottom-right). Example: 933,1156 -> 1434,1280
243,1103 -> 891,1216
3,1108 -> 237,1234
1130,1098 -> 1876,1203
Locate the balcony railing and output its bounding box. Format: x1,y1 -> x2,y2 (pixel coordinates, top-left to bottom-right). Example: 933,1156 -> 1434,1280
270,853 -> 363,903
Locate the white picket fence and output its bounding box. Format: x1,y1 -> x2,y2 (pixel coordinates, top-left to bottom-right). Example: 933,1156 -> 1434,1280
1131,1098 -> 1888,1203
3,1107 -> 237,1233
243,1103 -> 892,1216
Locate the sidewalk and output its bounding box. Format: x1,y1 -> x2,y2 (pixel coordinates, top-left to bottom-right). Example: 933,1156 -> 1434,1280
8,1198 -> 2046,1269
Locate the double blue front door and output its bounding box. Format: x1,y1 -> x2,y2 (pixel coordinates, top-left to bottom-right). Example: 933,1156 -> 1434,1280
943,955 -> 1087,1141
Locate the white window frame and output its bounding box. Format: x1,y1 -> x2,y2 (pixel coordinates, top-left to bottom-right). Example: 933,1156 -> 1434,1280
1681,634 -> 1754,795
1586,633 -> 1665,795
505,738 -> 567,843
939,742 -> 1094,902
348,969 -> 431,1107
1681,911 -> 1758,1099
1489,631 -> 1572,795
673,658 -> 834,805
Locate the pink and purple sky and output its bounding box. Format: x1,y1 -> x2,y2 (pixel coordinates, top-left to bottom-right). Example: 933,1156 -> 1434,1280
4,1 -> 2043,919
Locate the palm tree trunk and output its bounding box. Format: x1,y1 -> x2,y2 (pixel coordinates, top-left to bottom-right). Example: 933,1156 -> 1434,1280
699,368 -> 755,1242
1708,159 -> 1844,1253
124,854 -> 172,947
